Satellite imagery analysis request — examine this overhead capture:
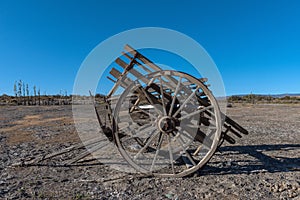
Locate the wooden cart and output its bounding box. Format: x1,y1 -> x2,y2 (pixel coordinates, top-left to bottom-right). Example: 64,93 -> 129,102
92,44 -> 249,177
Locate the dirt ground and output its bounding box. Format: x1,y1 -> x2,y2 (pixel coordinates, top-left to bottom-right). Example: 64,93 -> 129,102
0,104 -> 299,199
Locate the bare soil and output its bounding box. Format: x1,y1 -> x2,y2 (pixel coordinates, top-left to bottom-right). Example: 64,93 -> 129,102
0,104 -> 299,199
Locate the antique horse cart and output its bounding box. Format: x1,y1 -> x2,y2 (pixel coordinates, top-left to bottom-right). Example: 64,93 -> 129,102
92,44 -> 248,177
18,45 -> 248,177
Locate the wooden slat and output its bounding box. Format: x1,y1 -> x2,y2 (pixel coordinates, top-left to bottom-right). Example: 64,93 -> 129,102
114,57 -> 128,69
122,51 -> 153,74
137,55 -> 162,72
224,124 -> 242,138
125,44 -> 162,72
225,116 -> 249,135
124,45 -> 183,91
115,58 -> 150,84
223,133 -> 236,144
109,68 -> 122,79
124,44 -> 138,57
109,67 -> 134,87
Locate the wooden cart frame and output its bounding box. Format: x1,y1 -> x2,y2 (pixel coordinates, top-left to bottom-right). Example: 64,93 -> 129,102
92,44 -> 248,177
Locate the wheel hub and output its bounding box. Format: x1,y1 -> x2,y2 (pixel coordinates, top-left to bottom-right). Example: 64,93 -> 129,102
158,116 -> 176,134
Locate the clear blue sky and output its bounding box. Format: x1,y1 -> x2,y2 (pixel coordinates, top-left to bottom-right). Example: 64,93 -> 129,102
0,0 -> 299,96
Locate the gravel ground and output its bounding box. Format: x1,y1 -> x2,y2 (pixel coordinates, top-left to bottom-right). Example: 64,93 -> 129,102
0,104 -> 299,199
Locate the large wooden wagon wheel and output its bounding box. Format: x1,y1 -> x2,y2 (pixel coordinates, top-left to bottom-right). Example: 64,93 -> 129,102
113,70 -> 222,177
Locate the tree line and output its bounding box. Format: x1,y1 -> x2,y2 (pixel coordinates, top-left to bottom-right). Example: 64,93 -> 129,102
12,80 -> 70,105
228,94 -> 300,104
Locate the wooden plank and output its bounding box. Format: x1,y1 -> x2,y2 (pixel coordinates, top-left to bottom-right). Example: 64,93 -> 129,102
109,68 -> 122,79
124,44 -> 138,57
147,83 -> 172,102
108,67 -> 134,88
122,51 -> 153,74
124,45 -> 184,91
223,133 -> 236,144
114,57 -> 128,69
224,124 -> 242,138
125,44 -> 163,72
225,116 -> 249,135
125,46 -> 182,90
115,58 -> 150,84
137,55 -> 162,72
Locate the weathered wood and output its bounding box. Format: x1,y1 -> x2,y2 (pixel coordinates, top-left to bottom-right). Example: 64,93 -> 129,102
122,51 -> 153,74
108,67 -> 133,88
224,116 -> 249,135
109,68 -> 122,79
115,58 -> 150,84
125,44 -> 162,72
224,124 -> 242,138
107,52 -> 138,98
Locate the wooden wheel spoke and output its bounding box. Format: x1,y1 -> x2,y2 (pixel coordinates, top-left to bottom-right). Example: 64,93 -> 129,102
122,124 -> 156,143
134,130 -> 160,160
168,77 -> 182,116
176,129 -> 195,142
167,134 -> 175,174
180,123 -> 213,149
179,105 -> 213,121
172,86 -> 200,118
174,133 -> 197,167
159,77 -> 167,116
150,132 -> 164,171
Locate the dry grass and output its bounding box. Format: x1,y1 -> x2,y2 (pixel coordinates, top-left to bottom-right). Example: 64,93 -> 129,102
1,113 -> 78,145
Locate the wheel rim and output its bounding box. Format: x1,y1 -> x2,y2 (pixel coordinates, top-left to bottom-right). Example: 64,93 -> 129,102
113,70 -> 222,177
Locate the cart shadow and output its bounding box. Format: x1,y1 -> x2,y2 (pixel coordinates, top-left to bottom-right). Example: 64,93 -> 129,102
200,143 -> 300,175
18,144 -> 300,177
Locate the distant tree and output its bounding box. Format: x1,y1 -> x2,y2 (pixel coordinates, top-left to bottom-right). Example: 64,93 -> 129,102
22,83 -> 25,97
26,84 -> 29,105
22,82 -> 26,104
13,81 -> 17,97
26,84 -> 29,96
18,80 -> 22,105
33,85 -> 37,105
18,80 -> 22,98
38,88 -> 41,105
